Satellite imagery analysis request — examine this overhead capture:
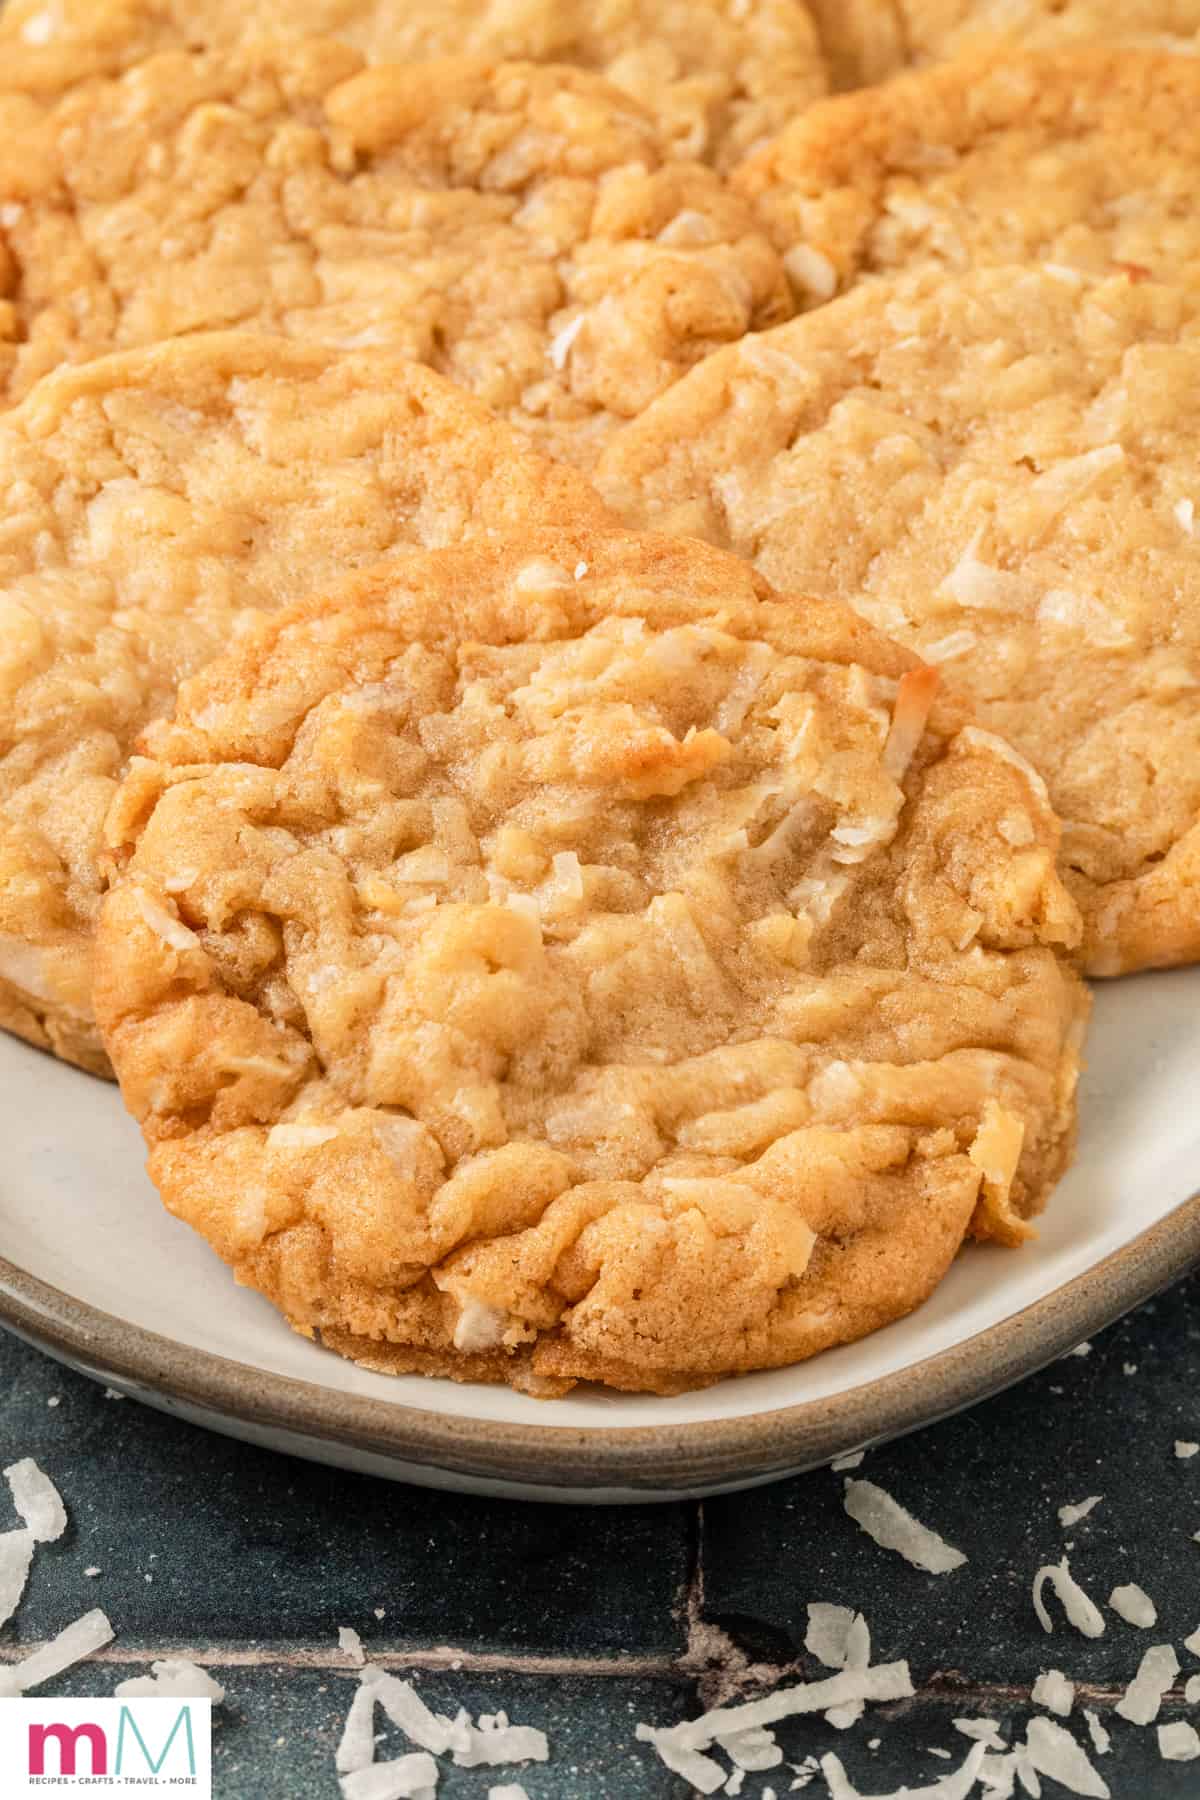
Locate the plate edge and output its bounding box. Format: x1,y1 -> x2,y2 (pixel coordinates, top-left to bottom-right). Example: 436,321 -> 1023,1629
2,1194 -> 1198,1495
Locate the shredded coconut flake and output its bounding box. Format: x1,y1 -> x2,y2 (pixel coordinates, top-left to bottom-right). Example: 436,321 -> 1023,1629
0,1528 -> 35,1629
1058,1497 -> 1102,1528
267,1121 -> 338,1150
976,1748 -> 1026,1796
19,10 -> 55,46
790,1754 -> 823,1787
843,1480 -> 966,1574
0,934 -> 54,1002
453,1716 -> 549,1769
339,1753 -> 440,1800
134,888 -> 200,951
1083,1711 -> 1111,1756
1032,1559 -> 1105,1637
938,531 -> 1025,611
1029,444 -> 1124,515
115,1658 -> 226,1701
1116,1644 -> 1179,1725
1109,1583 -> 1156,1628
1032,1670 -> 1074,1716
821,1742 -> 986,1799
635,1725 -> 726,1794
1158,1722 -> 1200,1762
1175,1441 -> 1199,1459
714,643 -> 773,734
637,1657 -> 915,1785
547,314 -> 586,370
338,1627 -> 366,1666
783,243 -> 838,301
959,727 -> 1051,805
514,557 -> 572,593
657,207 -> 718,246
922,629 -> 977,663
1036,587 -> 1132,648
0,1608 -> 114,1697
550,850 -> 585,900
1025,1717 -> 1110,1797
831,1451 -> 865,1473
805,1603 -> 858,1669
452,1298 -> 508,1353
954,1719 -> 1006,1751
722,1724 -> 783,1770
395,846 -> 450,886
882,668 -> 939,782
367,1672 -> 465,1757
5,1458 -> 68,1543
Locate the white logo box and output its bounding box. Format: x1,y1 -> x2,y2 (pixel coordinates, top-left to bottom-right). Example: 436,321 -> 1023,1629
0,1698 -> 212,1795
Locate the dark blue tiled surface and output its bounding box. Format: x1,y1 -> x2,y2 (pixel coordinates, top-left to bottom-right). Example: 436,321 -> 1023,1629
5,1279 -> 1200,1797
702,1288 -> 1200,1692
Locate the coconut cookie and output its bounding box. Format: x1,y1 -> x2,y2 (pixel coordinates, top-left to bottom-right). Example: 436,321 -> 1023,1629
597,266 -> 1200,976
0,43 -> 791,457
0,0 -> 828,171
0,333 -> 613,1077
94,528 -> 1086,1396
735,49 -> 1200,308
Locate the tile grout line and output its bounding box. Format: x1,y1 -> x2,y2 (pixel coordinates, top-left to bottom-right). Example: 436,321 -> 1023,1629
0,1641 -> 1179,1709
0,1645 -> 684,1678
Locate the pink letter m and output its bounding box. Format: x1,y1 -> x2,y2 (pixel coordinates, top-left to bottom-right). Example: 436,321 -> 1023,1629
29,1721 -> 108,1776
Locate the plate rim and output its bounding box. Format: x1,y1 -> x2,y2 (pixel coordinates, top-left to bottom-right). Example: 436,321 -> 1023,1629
2,1193 -> 1198,1495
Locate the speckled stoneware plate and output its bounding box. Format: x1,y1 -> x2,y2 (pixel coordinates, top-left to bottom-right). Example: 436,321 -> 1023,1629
2,968 -> 1199,1503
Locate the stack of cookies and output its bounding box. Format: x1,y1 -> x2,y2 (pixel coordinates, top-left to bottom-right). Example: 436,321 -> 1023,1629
0,0 -> 1195,1397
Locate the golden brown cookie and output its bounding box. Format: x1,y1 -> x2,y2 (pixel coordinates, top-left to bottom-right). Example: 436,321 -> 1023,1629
597,266 -> 1200,977
0,333 -> 612,1077
736,49 -> 1200,307
0,0 -> 828,169
94,527 -> 1087,1396
0,41 -> 791,455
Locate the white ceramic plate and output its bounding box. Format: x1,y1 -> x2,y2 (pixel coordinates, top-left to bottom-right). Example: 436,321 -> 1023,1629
2,968 -> 1198,1503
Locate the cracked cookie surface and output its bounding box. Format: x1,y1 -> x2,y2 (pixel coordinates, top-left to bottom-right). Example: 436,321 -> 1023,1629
597,266 -> 1200,976
0,0 -> 828,169
95,528 -> 1086,1396
736,49 -> 1200,308
0,41 -> 791,454
0,333 -> 611,1075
